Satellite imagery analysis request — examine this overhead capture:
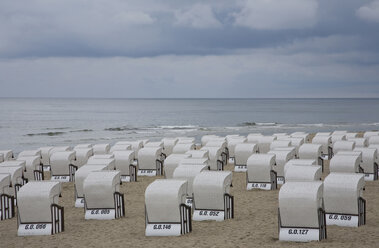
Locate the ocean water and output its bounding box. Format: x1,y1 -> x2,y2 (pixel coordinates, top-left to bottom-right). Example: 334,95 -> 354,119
1,98 -> 379,153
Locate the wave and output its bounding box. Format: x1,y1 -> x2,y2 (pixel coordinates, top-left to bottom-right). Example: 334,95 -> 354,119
46,127 -> 71,130
159,125 -> 199,130
297,123 -> 325,127
26,131 -> 65,136
239,122 -> 278,127
70,129 -> 93,133
104,126 -> 137,131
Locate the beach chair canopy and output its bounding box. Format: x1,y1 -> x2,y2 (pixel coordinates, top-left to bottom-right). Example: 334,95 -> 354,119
17,181 -> 61,223
279,181 -> 323,228
83,171 -> 121,209
324,173 -> 365,215
145,179 -> 188,223
193,171 -> 232,210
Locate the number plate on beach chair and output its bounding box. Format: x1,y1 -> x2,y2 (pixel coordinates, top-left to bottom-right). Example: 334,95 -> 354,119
120,175 -> 131,182
279,228 -> 320,242
145,224 -> 182,236
85,209 -> 115,220
193,210 -> 225,221
234,165 -> 247,172
247,183 -> 272,190
138,170 -> 157,176
18,224 -> 52,236
326,214 -> 358,227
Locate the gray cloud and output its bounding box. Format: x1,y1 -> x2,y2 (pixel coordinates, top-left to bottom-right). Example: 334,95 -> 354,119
0,0 -> 378,97
357,0 -> 379,22
233,0 -> 319,30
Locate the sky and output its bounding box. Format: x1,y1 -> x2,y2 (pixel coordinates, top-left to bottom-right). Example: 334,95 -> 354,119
0,0 -> 379,98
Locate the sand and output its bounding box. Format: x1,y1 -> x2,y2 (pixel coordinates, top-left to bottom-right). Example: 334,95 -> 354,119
1,151 -> 379,247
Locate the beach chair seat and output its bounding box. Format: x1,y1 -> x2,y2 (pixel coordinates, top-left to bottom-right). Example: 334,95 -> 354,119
192,171 -> 233,221
115,140 -> 143,160
284,165 -> 322,182
109,144 -> 132,153
363,131 -> 379,138
41,146 -> 71,171
17,181 -> 63,236
172,143 -> 195,155
73,148 -> 93,168
331,134 -> 346,146
268,150 -> 294,185
50,151 -> 77,182
74,165 -> 108,207
138,147 -> 164,176
51,146 -> 71,153
173,164 -> 208,207
177,137 -> 196,144
0,166 -> 24,204
112,150 -> 137,182
280,137 -> 304,157
353,148 -> 378,181
92,143 -> 110,155
161,138 -> 179,156
17,150 -> 41,159
274,133 -> 288,138
298,144 -> 324,171
348,137 -> 368,148
270,140 -> 291,150
324,173 -> 365,227
234,143 -> 258,172
272,147 -> 296,159
284,159 -> 317,176
145,142 -> 166,158
0,150 -> 14,161
315,132 -> 332,136
200,147 -> 223,171
312,135 -> 332,159
1,161 -> 28,187
368,144 -> 379,166
92,154 -> 114,159
346,133 -> 358,139
86,157 -> 115,170
205,140 -> 229,164
83,171 -> 124,220
185,150 -> 209,159
39,147 -> 53,170
291,132 -> 311,143
278,182 -> 326,242
201,135 -> 220,146
257,136 -> 277,154
246,154 -> 277,190
179,158 -> 209,167
163,154 -> 191,179
74,144 -> 92,149
227,137 -> 247,163
368,135 -> 379,146
333,141 -> 355,154
247,133 -> 263,144
329,155 -> 362,174
17,156 -> 43,181
0,174 -> 14,220
145,179 -> 191,236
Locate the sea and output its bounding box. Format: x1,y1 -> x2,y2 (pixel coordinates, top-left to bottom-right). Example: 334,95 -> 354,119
1,98 -> 379,154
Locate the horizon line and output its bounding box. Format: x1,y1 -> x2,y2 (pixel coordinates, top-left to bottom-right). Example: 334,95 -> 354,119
1,97 -> 379,100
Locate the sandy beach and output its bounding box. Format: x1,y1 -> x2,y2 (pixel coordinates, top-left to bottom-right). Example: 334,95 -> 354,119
1,158 -> 379,248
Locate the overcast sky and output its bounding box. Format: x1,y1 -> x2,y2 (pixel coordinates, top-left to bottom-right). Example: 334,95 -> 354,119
1,0 -> 379,98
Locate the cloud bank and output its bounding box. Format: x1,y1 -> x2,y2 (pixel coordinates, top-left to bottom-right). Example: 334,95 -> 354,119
0,0 -> 378,97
